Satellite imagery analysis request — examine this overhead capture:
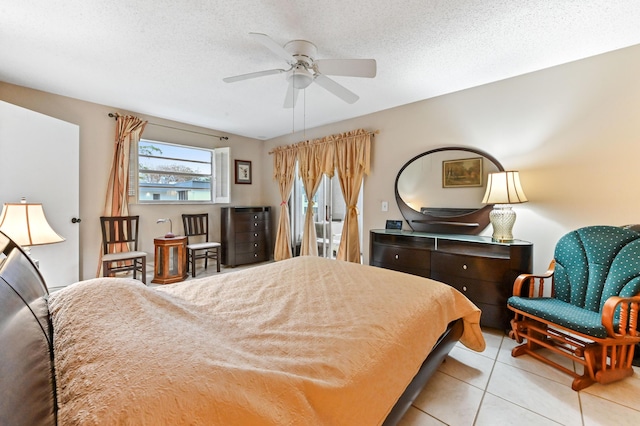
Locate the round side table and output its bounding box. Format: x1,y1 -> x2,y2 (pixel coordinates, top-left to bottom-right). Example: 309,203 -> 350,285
152,236 -> 187,284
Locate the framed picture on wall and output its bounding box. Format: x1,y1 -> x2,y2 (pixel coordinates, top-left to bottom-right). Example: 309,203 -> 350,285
235,160 -> 252,184
442,157 -> 482,188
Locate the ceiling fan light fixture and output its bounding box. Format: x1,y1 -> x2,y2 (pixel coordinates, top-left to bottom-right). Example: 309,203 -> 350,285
288,67 -> 314,89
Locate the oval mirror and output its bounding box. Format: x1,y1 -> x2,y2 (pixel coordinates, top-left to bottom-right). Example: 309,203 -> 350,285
395,147 -> 504,234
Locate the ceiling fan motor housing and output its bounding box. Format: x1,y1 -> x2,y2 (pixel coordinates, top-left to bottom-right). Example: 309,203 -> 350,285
284,39 -> 317,67
283,40 -> 318,89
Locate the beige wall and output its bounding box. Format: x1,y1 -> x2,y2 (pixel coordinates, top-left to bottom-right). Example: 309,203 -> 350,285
2,43 -> 639,280
262,44 -> 640,272
0,82 -> 266,280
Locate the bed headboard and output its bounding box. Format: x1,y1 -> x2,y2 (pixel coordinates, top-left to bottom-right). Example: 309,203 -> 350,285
0,231 -> 57,426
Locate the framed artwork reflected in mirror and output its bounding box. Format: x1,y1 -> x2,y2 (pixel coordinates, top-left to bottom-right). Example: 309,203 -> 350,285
442,157 -> 483,188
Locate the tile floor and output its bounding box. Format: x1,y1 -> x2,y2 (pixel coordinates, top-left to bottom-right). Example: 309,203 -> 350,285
399,327 -> 640,426
77,262 -> 640,426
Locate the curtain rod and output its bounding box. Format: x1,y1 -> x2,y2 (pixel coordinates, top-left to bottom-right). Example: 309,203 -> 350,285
268,129 -> 378,155
108,113 -> 229,141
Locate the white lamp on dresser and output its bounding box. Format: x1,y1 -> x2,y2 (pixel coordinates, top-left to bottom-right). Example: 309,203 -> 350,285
481,171 -> 528,242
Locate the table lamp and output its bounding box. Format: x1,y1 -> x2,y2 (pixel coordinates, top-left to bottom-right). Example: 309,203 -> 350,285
481,171 -> 528,242
156,218 -> 175,238
0,198 -> 65,266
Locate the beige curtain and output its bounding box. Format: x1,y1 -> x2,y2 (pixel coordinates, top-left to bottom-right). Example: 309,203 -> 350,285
270,128 -> 373,262
96,114 -> 147,276
272,146 -> 297,261
335,129 -> 371,263
297,139 -> 334,256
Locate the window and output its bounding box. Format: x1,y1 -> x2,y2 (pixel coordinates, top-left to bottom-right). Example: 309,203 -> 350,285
135,139 -> 229,203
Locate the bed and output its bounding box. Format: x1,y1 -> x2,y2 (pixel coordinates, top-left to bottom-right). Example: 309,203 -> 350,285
0,231 -> 485,425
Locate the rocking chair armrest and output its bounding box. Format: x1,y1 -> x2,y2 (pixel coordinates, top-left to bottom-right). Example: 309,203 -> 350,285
601,295 -> 640,337
512,260 -> 556,297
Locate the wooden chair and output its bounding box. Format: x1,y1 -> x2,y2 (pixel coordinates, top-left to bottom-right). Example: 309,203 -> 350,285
182,213 -> 221,277
100,215 -> 147,284
508,225 -> 640,391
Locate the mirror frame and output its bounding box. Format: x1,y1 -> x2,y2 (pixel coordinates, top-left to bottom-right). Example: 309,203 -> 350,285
394,146 -> 504,234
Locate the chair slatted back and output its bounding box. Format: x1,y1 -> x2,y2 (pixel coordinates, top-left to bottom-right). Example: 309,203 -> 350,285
182,214 -> 210,242
100,216 -> 140,254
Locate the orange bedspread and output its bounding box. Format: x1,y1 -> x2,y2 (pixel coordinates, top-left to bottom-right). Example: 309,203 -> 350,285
49,256 -> 484,425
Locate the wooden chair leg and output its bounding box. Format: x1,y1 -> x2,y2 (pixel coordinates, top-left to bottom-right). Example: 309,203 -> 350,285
140,258 -> 146,285
103,261 -> 111,278
191,252 -> 196,278
216,247 -> 220,272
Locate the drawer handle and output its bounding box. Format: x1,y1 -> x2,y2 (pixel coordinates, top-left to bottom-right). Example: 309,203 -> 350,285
254,223 -> 258,227
462,264 -> 468,270
254,253 -> 258,257
462,286 -> 467,292
395,254 -> 399,260
254,243 -> 258,247
254,215 -> 258,219
254,233 -> 258,237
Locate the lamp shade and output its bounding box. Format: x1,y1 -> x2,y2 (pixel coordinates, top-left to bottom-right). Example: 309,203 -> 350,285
0,202 -> 65,247
482,171 -> 528,205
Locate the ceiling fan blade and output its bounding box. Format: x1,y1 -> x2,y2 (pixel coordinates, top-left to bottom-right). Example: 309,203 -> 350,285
223,68 -> 286,83
249,32 -> 296,64
283,80 -> 299,108
315,59 -> 377,78
314,74 -> 359,104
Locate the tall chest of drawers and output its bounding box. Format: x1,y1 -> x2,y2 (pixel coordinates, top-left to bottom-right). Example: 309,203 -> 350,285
370,230 -> 532,330
221,206 -> 272,267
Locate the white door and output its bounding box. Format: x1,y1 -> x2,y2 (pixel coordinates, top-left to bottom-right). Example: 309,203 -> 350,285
0,101 -> 80,287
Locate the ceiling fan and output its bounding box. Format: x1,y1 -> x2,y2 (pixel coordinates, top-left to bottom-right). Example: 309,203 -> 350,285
223,33 -> 377,108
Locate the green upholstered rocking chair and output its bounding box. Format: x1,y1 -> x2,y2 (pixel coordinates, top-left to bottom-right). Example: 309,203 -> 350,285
508,225 -> 640,391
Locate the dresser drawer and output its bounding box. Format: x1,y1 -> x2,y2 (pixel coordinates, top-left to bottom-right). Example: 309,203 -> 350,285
235,231 -> 266,243
371,244 -> 430,269
236,240 -> 268,255
474,301 -> 512,330
236,251 -> 268,264
431,251 -> 509,282
370,261 -> 431,278
236,211 -> 268,222
431,273 -> 507,305
235,220 -> 267,233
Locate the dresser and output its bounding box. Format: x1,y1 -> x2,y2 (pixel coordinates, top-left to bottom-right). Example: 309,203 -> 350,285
370,230 -> 532,330
221,206 -> 272,267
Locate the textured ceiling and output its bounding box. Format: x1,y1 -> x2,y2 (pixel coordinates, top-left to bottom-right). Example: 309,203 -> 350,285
2,1 -> 640,140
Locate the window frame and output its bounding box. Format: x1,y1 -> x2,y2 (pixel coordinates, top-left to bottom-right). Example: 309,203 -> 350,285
132,138 -> 229,205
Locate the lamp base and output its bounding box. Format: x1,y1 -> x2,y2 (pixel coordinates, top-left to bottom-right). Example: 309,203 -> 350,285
22,246 -> 40,268
489,206 -> 516,242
